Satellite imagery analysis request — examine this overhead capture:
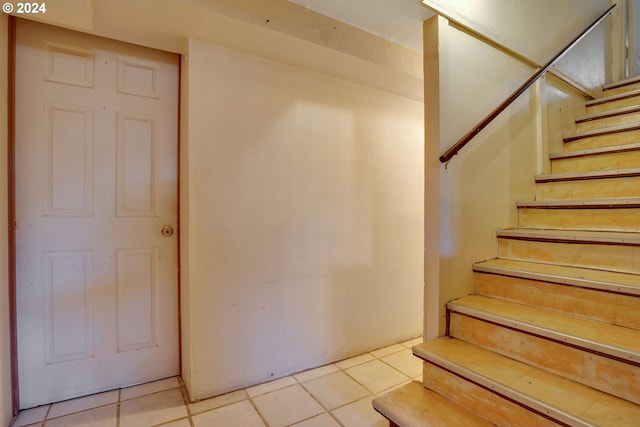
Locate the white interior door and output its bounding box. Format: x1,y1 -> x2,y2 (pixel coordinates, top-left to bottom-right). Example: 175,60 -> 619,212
15,19 -> 179,409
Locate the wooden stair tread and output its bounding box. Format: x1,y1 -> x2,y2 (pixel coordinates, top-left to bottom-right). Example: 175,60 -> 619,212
576,104 -> 640,123
517,197 -> 640,208
564,122 -> 640,143
603,76 -> 640,91
414,338 -> 640,427
497,228 -> 640,245
372,381 -> 494,427
585,88 -> 640,107
449,295 -> 640,360
474,258 -> 640,295
550,142 -> 640,160
535,168 -> 640,182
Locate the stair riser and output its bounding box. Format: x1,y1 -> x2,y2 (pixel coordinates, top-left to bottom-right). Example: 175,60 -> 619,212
474,273 -> 640,330
536,176 -> 640,199
577,112 -> 640,132
587,95 -> 640,114
518,207 -> 640,232
498,238 -> 640,274
565,130 -> 640,152
551,151 -> 640,173
603,83 -> 640,97
422,362 -> 562,427
449,314 -> 640,405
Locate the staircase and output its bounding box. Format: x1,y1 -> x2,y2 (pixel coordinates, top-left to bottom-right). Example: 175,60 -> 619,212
373,77 -> 640,426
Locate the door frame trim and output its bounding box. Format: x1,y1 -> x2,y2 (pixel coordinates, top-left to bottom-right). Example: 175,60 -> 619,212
7,14 -> 19,417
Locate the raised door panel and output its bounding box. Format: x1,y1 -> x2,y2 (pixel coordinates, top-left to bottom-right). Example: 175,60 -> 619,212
44,104 -> 93,216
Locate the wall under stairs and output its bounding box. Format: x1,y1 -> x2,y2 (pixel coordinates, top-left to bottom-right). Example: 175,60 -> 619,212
374,76 -> 640,426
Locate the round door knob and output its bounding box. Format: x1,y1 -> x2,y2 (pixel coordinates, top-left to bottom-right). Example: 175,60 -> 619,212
161,225 -> 174,237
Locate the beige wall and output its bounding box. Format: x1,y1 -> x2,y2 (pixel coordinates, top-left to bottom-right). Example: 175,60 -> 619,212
423,1 -> 610,338
423,16 -> 538,337
183,39 -> 424,399
422,0 -> 617,98
0,13 -> 12,427
423,0 -> 611,65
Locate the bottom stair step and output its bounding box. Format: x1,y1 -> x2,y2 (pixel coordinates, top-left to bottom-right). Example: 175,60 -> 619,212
414,338 -> 640,427
372,381 -> 495,427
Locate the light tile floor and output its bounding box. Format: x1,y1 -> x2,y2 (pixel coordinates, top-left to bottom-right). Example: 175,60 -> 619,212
12,337 -> 423,427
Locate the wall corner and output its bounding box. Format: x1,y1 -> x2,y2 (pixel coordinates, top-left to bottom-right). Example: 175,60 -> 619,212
423,16 -> 444,340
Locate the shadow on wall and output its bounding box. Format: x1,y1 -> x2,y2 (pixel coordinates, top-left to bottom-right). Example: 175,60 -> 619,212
438,89 -> 538,313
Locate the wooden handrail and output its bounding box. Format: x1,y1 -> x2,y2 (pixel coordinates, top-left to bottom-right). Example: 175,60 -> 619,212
439,4 -> 617,164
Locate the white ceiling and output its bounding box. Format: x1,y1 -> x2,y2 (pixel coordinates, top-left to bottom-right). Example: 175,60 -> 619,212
288,0 -> 435,52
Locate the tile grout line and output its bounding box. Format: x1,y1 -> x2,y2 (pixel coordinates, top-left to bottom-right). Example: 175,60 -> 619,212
334,361 -> 378,396
284,344 -> 412,423
186,389 -> 250,418
250,382 -> 305,426
177,378 -> 196,427
129,385 -> 192,427
330,345 -> 416,415
247,396 -> 270,427
31,381 -> 184,426
287,340 -> 419,421
248,367 -> 370,427
121,384 -> 191,427
294,376 -> 345,427
323,410 -> 345,427
336,348 -> 410,396
376,350 -> 422,387
151,417 -> 191,427
40,401 -> 120,423
40,404 -> 52,426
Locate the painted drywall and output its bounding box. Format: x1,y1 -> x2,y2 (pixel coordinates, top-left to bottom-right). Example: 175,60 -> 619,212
424,16 -> 538,336
287,0 -> 435,51
183,38 -> 424,399
422,0 -> 619,95
422,0 -> 611,65
423,0 -> 606,337
0,13 -> 13,427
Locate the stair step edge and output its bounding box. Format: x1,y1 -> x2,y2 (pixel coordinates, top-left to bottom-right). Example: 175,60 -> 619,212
586,88 -> 640,106
535,168 -> 640,182
413,340 -> 600,427
372,381 -> 494,427
517,198 -> 640,208
448,297 -> 640,364
473,262 -> 640,296
603,76 -> 640,91
497,228 -> 640,245
550,143 -> 640,160
576,105 -> 640,123
563,123 -> 640,143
